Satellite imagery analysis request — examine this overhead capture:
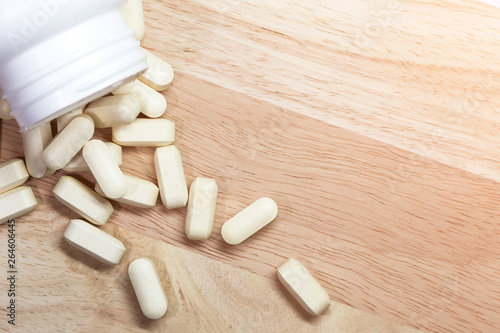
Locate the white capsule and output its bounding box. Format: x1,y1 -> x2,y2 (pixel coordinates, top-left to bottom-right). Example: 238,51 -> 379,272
63,142 -> 122,173
185,177 -> 218,241
95,174 -> 159,208
0,186 -> 37,225
21,123 -> 55,178
112,118 -> 175,147
83,140 -> 127,199
64,219 -> 126,265
0,159 -> 29,195
221,197 -> 278,245
57,107 -> 84,132
85,95 -> 141,128
154,145 -> 188,210
139,48 -> 174,92
0,92 -> 12,120
277,258 -> 331,316
113,80 -> 166,118
122,0 -> 145,41
43,115 -> 94,170
129,258 -> 168,320
53,176 -> 113,226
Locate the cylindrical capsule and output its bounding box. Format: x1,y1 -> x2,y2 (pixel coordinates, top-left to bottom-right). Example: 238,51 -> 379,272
0,92 -> 11,120
21,122 -> 54,178
154,145 -> 188,210
43,115 -> 95,170
85,95 -> 141,128
113,80 -> 166,118
95,174 -> 159,208
83,140 -> 127,199
53,176 -> 113,225
112,118 -> 175,147
0,159 -> 29,195
185,177 -> 218,241
129,258 -> 168,320
57,107 -> 84,132
122,0 -> 145,41
277,258 -> 331,316
64,219 -> 126,265
64,142 -> 122,173
139,48 -> 174,91
221,197 -> 278,245
0,186 -> 37,225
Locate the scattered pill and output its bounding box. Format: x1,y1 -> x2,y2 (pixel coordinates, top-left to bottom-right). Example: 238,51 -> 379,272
185,177 -> 218,241
221,197 -> 278,245
64,219 -> 126,265
0,8 -> 336,324
57,107 -> 84,132
113,80 -> 166,118
112,118 -> 175,147
21,122 -> 55,178
277,258 -> 331,316
154,145 -> 188,210
129,258 -> 168,320
85,95 -> 141,128
53,176 -> 113,225
0,159 -> 29,195
43,115 -> 94,170
139,48 -> 174,92
0,101 -> 10,119
95,174 -> 159,208
0,186 -> 37,225
122,0 -> 145,41
63,142 -> 122,173
0,92 -> 12,120
83,140 -> 127,199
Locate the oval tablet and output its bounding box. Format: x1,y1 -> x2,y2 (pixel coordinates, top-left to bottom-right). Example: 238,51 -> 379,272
139,48 -> 174,91
43,115 -> 94,170
112,118 -> 175,147
85,95 -> 140,128
95,174 -> 159,208
185,177 -> 218,241
64,142 -> 122,173
129,258 -> 168,320
154,145 -> 188,209
277,258 -> 331,316
83,140 -> 127,199
0,159 -> 29,195
113,80 -> 166,118
53,176 -> 113,225
221,197 -> 278,245
21,122 -> 54,178
64,219 -> 126,265
0,186 -> 37,225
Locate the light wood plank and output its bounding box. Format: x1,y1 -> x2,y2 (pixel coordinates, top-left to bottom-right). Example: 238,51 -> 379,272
0,212 -> 418,332
143,0 -> 500,182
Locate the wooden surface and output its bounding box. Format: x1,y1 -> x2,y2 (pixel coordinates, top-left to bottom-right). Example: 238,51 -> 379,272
2,0 -> 500,332
0,214 -> 419,333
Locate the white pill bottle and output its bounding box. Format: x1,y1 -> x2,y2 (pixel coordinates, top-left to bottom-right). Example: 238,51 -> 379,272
0,0 -> 147,132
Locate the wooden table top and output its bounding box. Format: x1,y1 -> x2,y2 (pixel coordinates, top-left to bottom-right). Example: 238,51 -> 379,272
2,0 -> 500,332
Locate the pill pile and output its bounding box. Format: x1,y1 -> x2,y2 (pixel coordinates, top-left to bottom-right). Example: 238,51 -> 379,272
0,0 -> 331,322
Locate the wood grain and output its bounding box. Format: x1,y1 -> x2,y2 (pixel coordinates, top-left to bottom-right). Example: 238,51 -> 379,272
1,0 -> 500,332
0,210 -> 418,332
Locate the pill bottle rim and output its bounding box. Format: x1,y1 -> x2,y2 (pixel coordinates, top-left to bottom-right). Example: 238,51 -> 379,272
0,4 -> 147,132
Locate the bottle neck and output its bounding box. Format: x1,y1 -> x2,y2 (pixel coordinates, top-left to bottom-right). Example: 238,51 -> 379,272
0,10 -> 147,131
